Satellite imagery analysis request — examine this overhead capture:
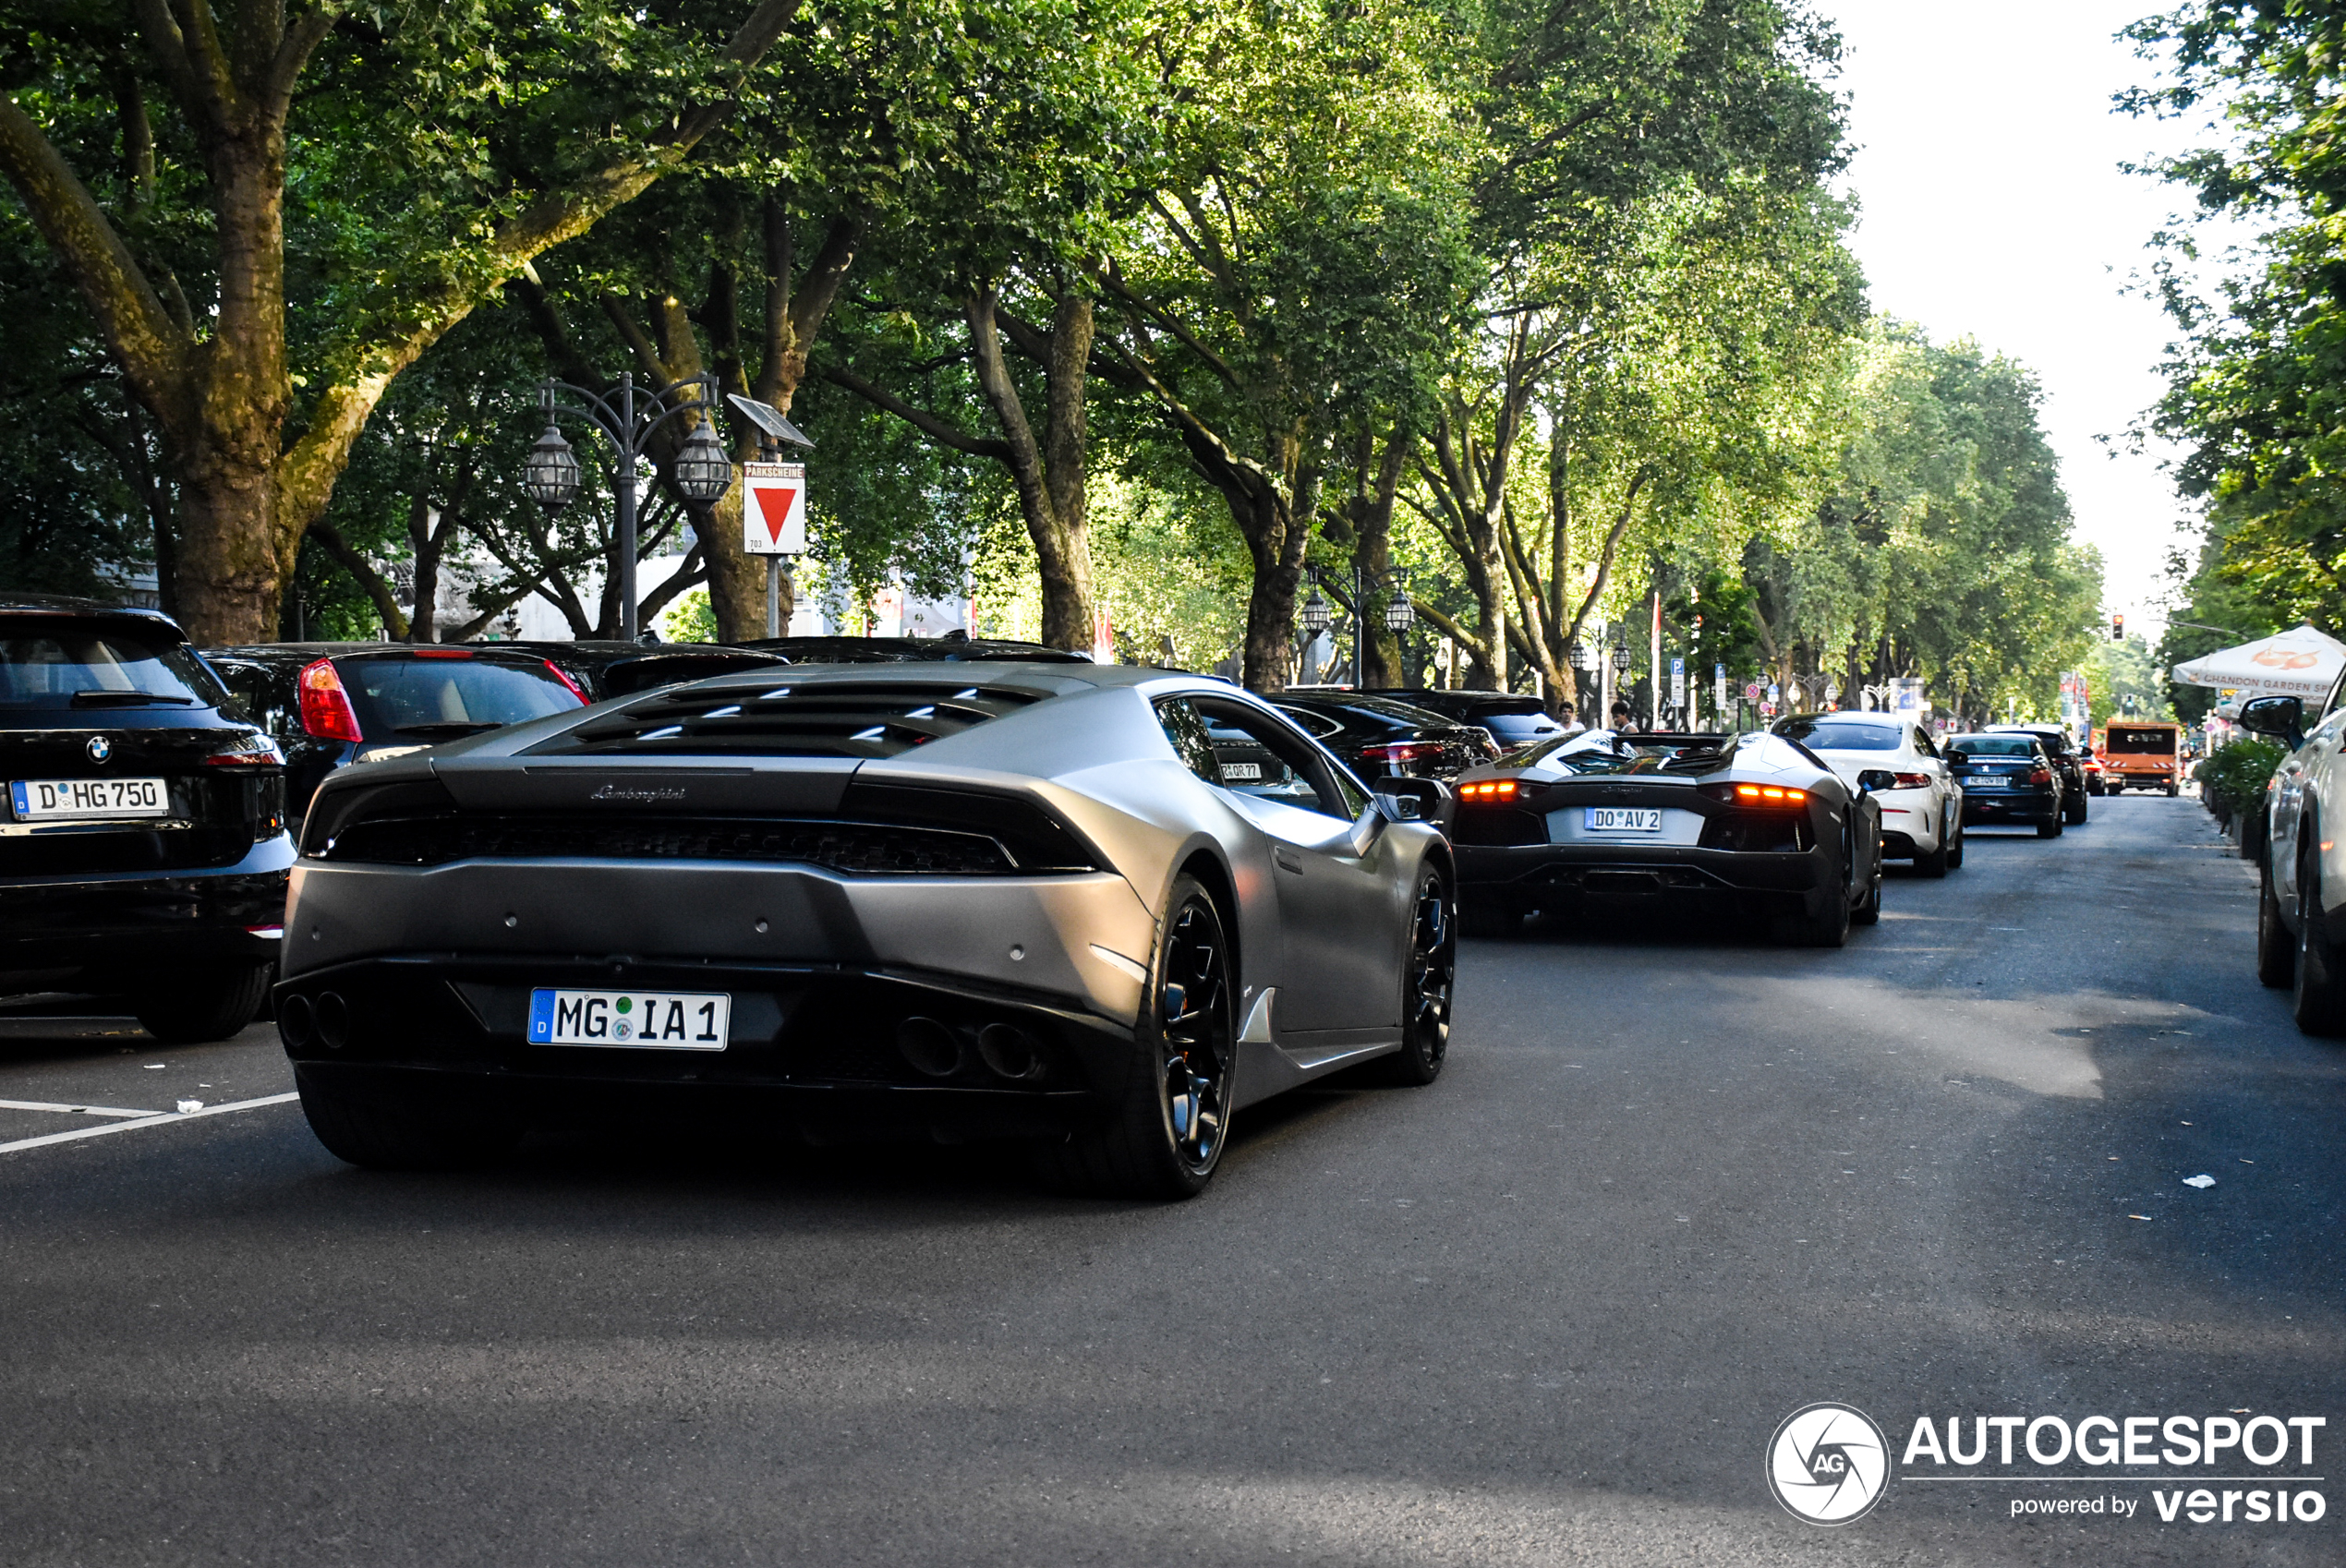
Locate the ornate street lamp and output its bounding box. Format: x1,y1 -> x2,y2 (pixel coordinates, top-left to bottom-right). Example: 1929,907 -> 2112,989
527,371 -> 731,641
1300,585 -> 1333,638
1385,584 -> 1415,633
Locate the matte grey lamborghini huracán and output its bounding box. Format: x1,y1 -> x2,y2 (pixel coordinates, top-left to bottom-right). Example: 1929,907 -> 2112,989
277,663 -> 1457,1197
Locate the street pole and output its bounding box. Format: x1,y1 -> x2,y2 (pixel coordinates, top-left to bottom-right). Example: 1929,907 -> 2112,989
615,375 -> 638,642
767,558 -> 781,638
1649,589 -> 1662,730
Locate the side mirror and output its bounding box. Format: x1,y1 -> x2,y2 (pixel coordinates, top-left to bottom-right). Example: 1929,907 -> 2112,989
2239,694 -> 2304,745
1855,768 -> 1897,793
1373,776 -> 1452,829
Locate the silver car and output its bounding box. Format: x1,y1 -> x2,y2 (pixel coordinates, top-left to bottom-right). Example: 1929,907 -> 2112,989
276,662 -> 1457,1197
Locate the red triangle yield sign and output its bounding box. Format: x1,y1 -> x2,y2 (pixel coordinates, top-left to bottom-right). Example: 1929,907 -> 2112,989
753,482 -> 799,544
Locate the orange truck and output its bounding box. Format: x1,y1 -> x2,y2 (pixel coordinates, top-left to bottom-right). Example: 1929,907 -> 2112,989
2098,721 -> 2185,796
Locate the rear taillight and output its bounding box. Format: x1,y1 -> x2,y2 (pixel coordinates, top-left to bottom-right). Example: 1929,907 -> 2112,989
1734,783 -> 1808,807
2027,766 -> 2050,785
298,659 -> 364,742
1359,741 -> 1439,765
409,646 -> 474,659
1892,771 -> 1933,790
1457,778 -> 1521,801
543,659 -> 589,705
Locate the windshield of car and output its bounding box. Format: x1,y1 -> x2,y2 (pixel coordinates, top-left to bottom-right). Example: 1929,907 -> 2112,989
1949,736 -> 2038,757
0,621 -> 226,709
341,657 -> 583,737
1774,718 -> 1900,752
1478,710 -> 1563,742
2106,727 -> 2177,753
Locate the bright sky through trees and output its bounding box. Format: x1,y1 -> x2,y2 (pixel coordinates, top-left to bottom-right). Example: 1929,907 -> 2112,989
1827,0 -> 2237,640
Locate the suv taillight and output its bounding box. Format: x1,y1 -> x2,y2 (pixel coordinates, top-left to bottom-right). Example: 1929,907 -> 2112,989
1359,741 -> 1439,765
298,659 -> 364,742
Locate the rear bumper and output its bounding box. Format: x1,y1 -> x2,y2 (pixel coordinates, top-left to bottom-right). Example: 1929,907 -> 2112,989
1960,791 -> 2058,824
279,952 -> 1137,1141
1456,841 -> 1826,908
0,835 -> 293,984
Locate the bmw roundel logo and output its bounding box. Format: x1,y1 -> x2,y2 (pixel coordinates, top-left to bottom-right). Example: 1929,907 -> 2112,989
86,737 -> 111,764
1765,1402 -> 1890,1525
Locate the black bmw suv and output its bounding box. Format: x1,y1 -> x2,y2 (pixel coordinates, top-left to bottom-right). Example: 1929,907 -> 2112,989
0,595 -> 292,1040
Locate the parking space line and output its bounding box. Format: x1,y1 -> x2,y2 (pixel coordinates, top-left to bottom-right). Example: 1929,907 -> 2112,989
0,1098 -> 163,1119
0,1092 -> 299,1154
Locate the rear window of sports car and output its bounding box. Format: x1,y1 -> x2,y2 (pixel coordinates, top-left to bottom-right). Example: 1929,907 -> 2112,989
1775,718 -> 1898,752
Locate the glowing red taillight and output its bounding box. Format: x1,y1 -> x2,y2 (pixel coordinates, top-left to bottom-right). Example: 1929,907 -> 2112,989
1733,784 -> 1808,807
1892,771 -> 1933,790
1458,778 -> 1521,801
297,658 -> 363,742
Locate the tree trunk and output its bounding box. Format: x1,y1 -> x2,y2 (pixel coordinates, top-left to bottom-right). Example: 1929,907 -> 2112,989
966,285 -> 1098,651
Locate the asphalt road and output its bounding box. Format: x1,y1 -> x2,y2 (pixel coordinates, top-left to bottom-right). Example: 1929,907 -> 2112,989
2,793 -> 2340,1565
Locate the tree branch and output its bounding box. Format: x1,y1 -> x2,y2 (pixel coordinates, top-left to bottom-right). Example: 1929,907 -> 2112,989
308,518 -> 410,639
821,365 -> 1011,459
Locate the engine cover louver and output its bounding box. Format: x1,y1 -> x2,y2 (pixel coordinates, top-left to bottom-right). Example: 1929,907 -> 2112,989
522,681 -> 1045,759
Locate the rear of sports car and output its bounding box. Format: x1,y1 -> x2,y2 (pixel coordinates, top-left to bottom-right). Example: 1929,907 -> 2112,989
1451,736 -> 1863,935
276,670 -> 1170,1157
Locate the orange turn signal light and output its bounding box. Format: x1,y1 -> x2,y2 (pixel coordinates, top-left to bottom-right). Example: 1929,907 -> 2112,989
1733,784 -> 1807,805
1460,779 -> 1520,800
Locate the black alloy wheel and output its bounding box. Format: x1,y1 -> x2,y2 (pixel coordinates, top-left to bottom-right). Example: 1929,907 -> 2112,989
1376,866 -> 1455,1085
2293,840 -> 2346,1036
133,964 -> 273,1044
2257,849 -> 2293,989
1046,874 -> 1237,1198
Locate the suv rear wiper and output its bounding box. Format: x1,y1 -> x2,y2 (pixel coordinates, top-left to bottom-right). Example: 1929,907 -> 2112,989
71,690 -> 197,706
392,721 -> 504,739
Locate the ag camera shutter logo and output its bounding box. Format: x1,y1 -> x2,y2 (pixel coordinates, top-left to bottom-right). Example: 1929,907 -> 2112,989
1767,1403 -> 1891,1525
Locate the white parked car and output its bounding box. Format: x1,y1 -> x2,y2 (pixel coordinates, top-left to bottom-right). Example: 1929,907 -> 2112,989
1772,712 -> 1964,876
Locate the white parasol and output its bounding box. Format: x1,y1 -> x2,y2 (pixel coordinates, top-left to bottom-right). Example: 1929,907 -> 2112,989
2171,623 -> 2346,700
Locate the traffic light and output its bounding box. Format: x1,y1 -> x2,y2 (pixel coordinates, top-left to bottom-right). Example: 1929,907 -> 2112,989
2111,612 -> 2124,642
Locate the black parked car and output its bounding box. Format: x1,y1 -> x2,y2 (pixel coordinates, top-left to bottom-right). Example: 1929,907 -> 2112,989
740,634 -> 1093,665
1985,723 -> 2088,825
2,594 -> 292,1041
1269,692 -> 1499,781
205,644 -> 590,824
506,641 -> 790,702
1947,732 -> 2065,838
1356,688 -> 1569,749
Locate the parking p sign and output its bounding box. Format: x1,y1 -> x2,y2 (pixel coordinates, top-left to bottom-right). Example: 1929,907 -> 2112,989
743,462 -> 805,555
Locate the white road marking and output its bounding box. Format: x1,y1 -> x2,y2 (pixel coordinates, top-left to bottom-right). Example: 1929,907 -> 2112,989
0,1092 -> 298,1154
0,1098 -> 160,1118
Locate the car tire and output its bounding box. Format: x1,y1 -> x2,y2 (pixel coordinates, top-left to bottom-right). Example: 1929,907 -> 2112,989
2293,842 -> 2346,1036
2036,815 -> 2061,838
1917,826 -> 1951,878
1045,875 -> 1236,1199
295,1070 -> 520,1171
2166,784 -> 2180,798
2065,790 -> 2088,826
133,964 -> 272,1044
1946,817 -> 1965,869
1851,864 -> 1882,925
2258,850 -> 2294,989
1372,865 -> 1454,1086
